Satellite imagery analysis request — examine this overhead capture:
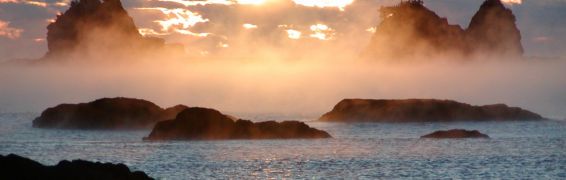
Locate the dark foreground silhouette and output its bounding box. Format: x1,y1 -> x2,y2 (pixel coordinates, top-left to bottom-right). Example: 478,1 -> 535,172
0,154 -> 152,180
144,107 -> 331,140
421,129 -> 489,138
319,99 -> 543,122
33,97 -> 188,129
363,0 -> 522,59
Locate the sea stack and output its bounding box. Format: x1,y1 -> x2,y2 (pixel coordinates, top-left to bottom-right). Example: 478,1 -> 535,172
33,97 -> 188,129
363,0 -> 522,60
43,0 -> 182,60
144,107 -> 332,140
319,99 -> 543,122
421,129 -> 489,138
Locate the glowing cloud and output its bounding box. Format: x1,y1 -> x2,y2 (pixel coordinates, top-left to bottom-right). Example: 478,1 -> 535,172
0,20 -> 23,39
158,0 -> 233,6
292,0 -> 354,11
501,0 -> 521,5
138,28 -> 169,36
174,29 -> 211,37
309,24 -> 335,40
366,27 -> 376,33
159,0 -> 266,6
242,23 -> 258,29
237,0 -> 265,5
0,0 -> 47,7
286,29 -> 302,39
136,7 -> 211,37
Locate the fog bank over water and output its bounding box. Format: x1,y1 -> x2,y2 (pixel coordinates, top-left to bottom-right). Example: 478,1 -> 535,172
1,57 -> 565,119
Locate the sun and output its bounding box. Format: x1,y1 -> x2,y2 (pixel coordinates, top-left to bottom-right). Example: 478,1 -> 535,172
237,0 -> 267,5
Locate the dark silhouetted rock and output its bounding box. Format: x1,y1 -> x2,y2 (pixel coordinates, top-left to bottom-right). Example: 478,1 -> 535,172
467,0 -> 523,56
421,129 -> 489,138
319,99 -> 543,122
33,97 -> 189,129
43,0 -> 182,60
0,154 -> 152,180
144,107 -> 332,140
363,0 -> 522,60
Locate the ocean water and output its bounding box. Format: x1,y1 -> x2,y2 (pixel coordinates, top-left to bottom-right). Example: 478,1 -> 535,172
1,113 -> 565,179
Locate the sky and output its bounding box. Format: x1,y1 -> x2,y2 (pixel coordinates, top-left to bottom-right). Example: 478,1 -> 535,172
0,0 -> 565,119
0,0 -> 565,60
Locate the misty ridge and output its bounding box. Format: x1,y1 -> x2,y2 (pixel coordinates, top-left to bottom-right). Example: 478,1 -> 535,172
0,0 -> 530,63
0,0 -> 565,119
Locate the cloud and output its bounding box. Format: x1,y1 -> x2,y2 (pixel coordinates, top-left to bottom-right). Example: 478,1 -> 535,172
0,20 -> 23,39
135,7 -> 211,37
502,0 -> 522,5
0,0 -> 47,7
292,0 -> 354,11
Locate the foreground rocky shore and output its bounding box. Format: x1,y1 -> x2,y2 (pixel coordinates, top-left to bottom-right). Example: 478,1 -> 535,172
0,154 -> 152,180
320,99 -> 543,122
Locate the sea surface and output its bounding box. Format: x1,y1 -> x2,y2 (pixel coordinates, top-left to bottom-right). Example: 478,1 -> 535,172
1,113 -> 565,179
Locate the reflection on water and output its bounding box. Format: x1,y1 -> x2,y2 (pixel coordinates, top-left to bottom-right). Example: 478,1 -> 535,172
1,113 -> 565,179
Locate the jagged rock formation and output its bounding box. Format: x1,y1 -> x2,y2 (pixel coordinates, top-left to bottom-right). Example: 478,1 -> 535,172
363,0 -> 522,59
44,0 -> 182,60
0,154 -> 152,180
33,97 -> 188,129
144,107 -> 332,140
467,0 -> 523,56
421,129 -> 489,138
319,99 -> 543,122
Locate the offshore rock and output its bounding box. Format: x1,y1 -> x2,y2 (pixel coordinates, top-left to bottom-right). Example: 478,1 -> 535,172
363,0 -> 523,60
44,0 -> 182,60
319,99 -> 543,122
33,97 -> 188,129
144,107 -> 332,140
421,129 -> 489,138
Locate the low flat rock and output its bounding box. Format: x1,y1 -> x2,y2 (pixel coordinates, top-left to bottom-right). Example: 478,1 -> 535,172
319,99 -> 543,122
144,107 -> 332,140
33,97 -> 188,129
421,129 -> 489,138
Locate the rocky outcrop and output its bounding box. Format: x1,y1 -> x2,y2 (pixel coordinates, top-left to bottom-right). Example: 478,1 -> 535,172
319,99 -> 543,122
33,97 -> 188,129
421,129 -> 489,138
144,107 -> 332,140
467,0 -> 523,56
363,0 -> 522,60
0,154 -> 152,180
43,0 -> 182,60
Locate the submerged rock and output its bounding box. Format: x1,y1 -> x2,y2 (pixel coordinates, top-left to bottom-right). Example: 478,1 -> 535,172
43,0 -> 182,60
363,0 -> 522,60
33,97 -> 188,129
144,107 -> 332,140
319,99 -> 543,122
421,129 -> 489,138
0,154 -> 152,180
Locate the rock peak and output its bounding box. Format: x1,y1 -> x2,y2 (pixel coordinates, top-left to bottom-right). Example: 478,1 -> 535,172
363,0 -> 523,60
43,0 -> 182,60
